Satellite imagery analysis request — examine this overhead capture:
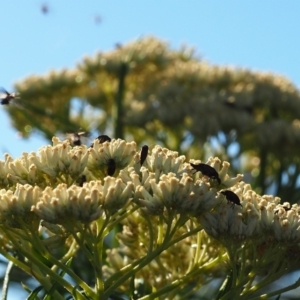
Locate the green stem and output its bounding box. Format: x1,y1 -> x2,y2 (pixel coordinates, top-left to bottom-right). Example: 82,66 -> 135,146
167,224 -> 203,248
67,222 -> 106,299
225,247 -> 287,300
1,261 -> 13,300
104,255 -> 146,288
103,214 -> 176,298
139,253 -> 227,300
104,244 -> 167,299
142,212 -> 155,254
239,243 -> 258,294
114,62 -> 128,139
0,250 -> 32,277
96,214 -> 111,242
93,232 -> 105,298
240,267 -> 288,300
69,225 -> 95,264
104,215 -> 195,298
103,204 -> 139,237
31,221 -> 95,297
247,276 -> 300,300
3,230 -> 67,299
4,225 -> 94,299
257,148 -> 267,193
217,242 -> 240,300
157,215 -> 165,245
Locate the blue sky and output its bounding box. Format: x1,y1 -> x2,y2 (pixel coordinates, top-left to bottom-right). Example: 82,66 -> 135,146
1,1 -> 300,158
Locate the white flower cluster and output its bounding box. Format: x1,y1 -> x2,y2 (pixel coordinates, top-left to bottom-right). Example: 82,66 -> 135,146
0,137 -> 299,246
136,173 -> 220,215
87,138 -> 136,178
32,183 -> 103,224
137,145 -> 186,180
0,138 -> 137,226
200,181 -> 300,243
2,137 -> 88,186
0,184 -> 41,227
84,178 -> 134,212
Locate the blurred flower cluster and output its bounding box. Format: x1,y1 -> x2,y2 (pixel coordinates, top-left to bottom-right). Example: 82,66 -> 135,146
12,37 -> 300,154
10,36 -> 300,213
0,137 -> 300,299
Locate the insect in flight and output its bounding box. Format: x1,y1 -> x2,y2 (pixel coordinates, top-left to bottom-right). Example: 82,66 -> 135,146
140,145 -> 149,166
221,190 -> 242,208
41,4 -> 49,14
66,132 -> 86,146
90,135 -> 111,147
93,14 -> 102,24
106,158 -> 116,176
0,88 -> 19,105
190,162 -> 221,184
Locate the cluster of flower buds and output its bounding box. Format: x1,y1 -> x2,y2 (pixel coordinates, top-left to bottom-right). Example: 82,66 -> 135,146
0,136 -> 299,247
87,138 -> 136,178
32,183 -> 103,224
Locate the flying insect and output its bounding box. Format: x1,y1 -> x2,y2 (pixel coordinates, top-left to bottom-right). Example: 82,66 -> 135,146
66,132 -> 86,146
0,88 -> 19,105
41,4 -> 49,14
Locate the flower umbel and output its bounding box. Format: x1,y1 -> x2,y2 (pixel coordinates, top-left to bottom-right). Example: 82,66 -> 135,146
0,137 -> 300,299
87,138 -> 136,178
32,183 -> 103,224
0,184 -> 41,228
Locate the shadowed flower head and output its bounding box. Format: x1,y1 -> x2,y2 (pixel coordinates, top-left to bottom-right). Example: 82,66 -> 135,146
197,181 -> 300,246
87,138 -> 136,178
137,172 -> 222,215
32,183 -> 103,224
37,137 -> 89,178
6,137 -> 89,187
0,184 -> 41,228
0,154 -> 13,186
84,178 -> 134,213
139,145 -> 186,180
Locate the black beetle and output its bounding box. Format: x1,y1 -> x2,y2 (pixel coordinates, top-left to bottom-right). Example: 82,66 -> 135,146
221,190 -> 242,207
190,162 -> 221,184
106,158 -> 116,176
140,145 -> 149,166
78,175 -> 87,187
90,135 -> 111,147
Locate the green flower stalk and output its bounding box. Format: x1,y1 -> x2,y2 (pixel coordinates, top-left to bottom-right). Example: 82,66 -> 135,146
0,137 -> 300,299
